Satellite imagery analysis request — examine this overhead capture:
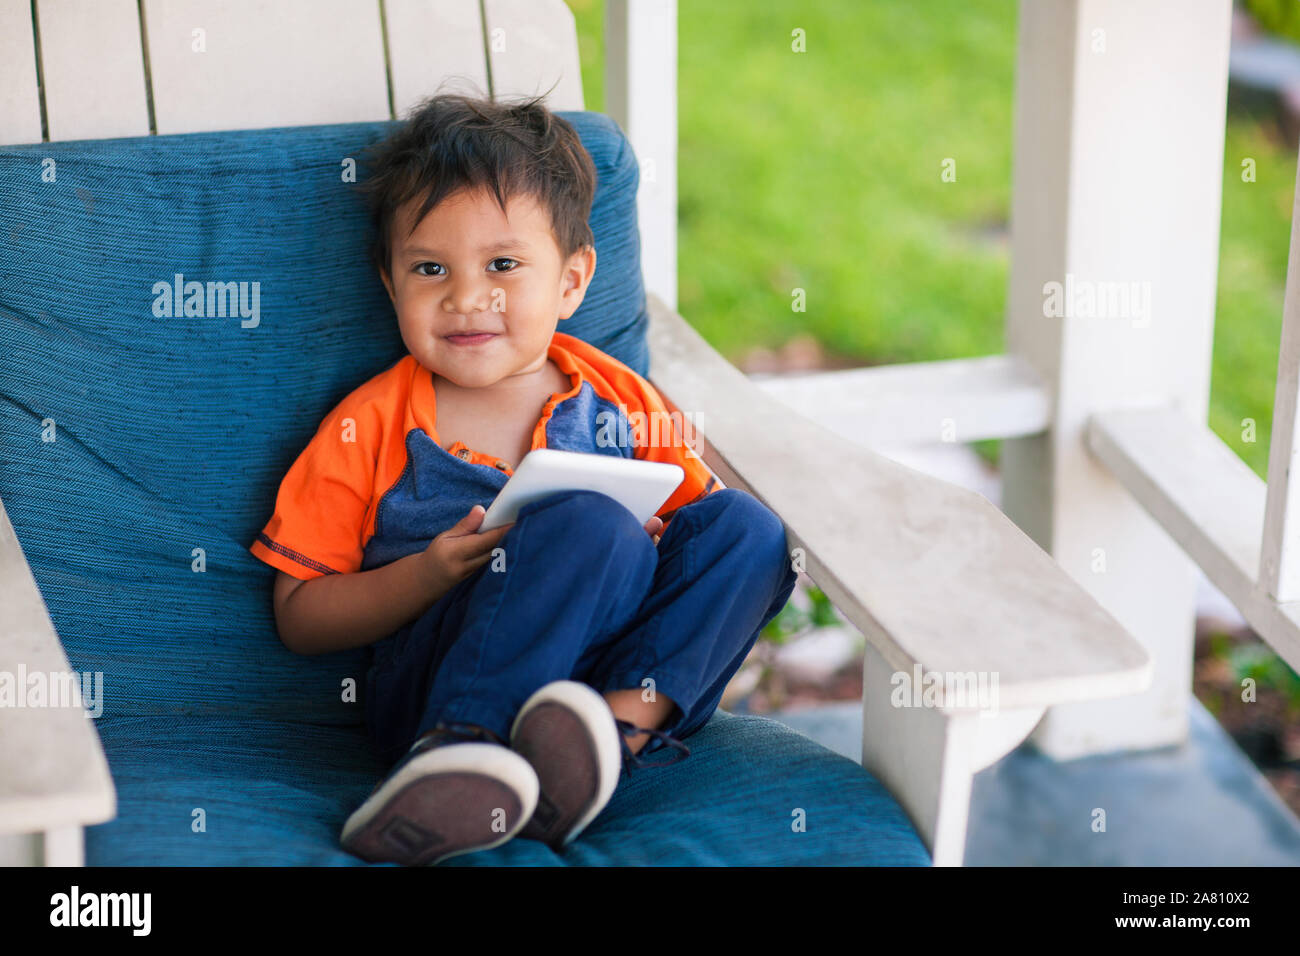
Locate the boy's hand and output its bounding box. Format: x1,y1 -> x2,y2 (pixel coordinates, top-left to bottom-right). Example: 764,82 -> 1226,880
644,515 -> 663,546
422,504 -> 513,595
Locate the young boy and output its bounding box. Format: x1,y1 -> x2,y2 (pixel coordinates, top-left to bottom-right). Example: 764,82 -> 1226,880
249,93 -> 798,866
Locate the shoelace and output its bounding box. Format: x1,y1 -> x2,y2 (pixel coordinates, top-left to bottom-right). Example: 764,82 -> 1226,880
397,722 -> 506,766
424,720 -> 508,748
614,718 -> 691,769
368,721 -> 507,797
407,719 -> 688,771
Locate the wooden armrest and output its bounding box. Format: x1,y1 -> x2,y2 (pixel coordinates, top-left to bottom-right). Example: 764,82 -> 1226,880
645,293 -> 1151,712
1089,404 -> 1300,672
0,496 -> 115,842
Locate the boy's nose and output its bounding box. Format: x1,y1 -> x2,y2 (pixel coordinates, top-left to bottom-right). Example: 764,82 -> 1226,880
442,288 -> 488,315
441,277 -> 496,315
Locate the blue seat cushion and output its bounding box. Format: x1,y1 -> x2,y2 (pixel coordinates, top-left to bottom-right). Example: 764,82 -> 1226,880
85,709 -> 931,866
0,113 -> 647,723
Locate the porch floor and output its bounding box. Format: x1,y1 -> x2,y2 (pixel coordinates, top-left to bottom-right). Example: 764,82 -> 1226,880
760,698 -> 1300,865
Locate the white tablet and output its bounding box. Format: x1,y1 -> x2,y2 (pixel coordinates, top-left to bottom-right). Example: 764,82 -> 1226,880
478,448 -> 685,532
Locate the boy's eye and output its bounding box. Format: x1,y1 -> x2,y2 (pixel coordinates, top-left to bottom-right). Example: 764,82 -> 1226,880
413,259 -> 516,276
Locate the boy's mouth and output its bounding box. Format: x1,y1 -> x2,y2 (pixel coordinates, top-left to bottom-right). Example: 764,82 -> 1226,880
445,332 -> 498,346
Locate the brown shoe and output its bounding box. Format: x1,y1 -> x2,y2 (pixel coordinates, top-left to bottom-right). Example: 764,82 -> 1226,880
509,681 -> 622,851
342,722 -> 539,865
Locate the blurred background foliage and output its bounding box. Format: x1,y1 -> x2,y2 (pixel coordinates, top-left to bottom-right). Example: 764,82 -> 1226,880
1245,0 -> 1300,43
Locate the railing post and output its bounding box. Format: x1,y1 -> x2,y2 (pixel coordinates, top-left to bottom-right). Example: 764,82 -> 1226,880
1261,160 -> 1300,602
1001,0 -> 1232,757
604,0 -> 678,311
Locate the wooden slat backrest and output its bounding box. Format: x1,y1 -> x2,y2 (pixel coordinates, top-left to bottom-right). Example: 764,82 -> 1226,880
31,0 -> 151,140
0,0 -> 45,143
0,0 -> 583,145
142,0 -> 391,134
482,0 -> 584,111
386,0 -> 490,117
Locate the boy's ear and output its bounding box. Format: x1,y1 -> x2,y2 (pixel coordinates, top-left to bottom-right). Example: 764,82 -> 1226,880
558,244 -> 596,321
570,244 -> 597,292
378,264 -> 395,305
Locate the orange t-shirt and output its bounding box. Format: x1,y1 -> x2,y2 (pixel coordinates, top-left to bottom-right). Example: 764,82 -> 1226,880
249,330 -> 721,581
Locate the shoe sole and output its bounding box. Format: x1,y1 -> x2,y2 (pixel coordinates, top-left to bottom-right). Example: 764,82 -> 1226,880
509,681 -> 622,850
341,742 -> 539,865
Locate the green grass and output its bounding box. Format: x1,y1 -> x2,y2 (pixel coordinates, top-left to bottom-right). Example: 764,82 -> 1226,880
567,0 -> 1291,479
1215,110 -> 1291,477
673,0 -> 1015,366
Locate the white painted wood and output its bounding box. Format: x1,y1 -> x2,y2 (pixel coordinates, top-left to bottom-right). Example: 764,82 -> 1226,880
605,0 -> 677,311
966,704 -> 1049,773
482,0 -> 583,110
0,0 -> 42,145
385,0 -> 490,118
0,496 -> 116,837
0,833 -> 41,866
35,0 -> 149,140
756,355 -> 1051,447
1001,0 -> 1232,758
646,293 -> 1153,710
42,826 -> 84,867
1261,158 -> 1300,602
140,0 -> 390,134
1090,405 -> 1300,675
861,641 -> 1045,866
0,827 -> 83,865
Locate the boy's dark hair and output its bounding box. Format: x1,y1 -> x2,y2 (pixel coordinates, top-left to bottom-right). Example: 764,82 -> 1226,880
358,92 -> 597,279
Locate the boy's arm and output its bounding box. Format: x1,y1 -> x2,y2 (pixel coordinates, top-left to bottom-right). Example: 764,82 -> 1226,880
272,551 -> 446,656
271,504 -> 511,655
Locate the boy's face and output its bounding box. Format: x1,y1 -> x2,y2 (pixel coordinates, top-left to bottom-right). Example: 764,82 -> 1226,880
378,186 -> 596,390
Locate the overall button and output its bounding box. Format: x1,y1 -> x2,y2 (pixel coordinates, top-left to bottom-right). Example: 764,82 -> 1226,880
493,460 -> 511,471
457,448 -> 471,460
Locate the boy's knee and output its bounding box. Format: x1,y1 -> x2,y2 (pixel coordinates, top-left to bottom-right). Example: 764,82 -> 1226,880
519,488 -> 651,546
709,488 -> 788,549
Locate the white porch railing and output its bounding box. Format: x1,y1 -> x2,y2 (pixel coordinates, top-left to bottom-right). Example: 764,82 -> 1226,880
763,0 -> 1300,760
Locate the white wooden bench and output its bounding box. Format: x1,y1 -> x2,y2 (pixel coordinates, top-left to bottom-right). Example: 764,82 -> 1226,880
0,0 -> 1155,867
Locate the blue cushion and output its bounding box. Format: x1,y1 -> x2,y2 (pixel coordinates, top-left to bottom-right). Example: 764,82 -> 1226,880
85,710 -> 930,866
0,114 -> 645,723
1,115 -> 929,866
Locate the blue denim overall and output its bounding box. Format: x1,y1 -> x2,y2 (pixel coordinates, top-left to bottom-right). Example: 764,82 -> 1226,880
362,487 -> 798,769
